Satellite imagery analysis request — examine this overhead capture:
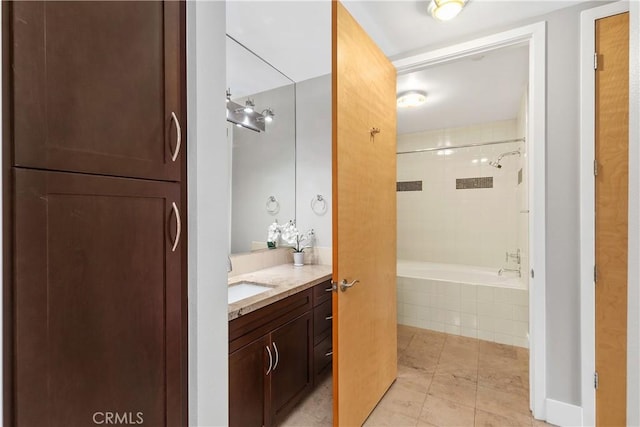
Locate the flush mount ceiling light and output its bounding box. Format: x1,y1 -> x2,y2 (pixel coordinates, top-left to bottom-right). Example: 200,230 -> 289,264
397,90 -> 427,108
428,0 -> 466,21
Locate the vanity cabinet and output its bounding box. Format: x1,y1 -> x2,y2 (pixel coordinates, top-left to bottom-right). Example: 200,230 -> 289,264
229,289 -> 313,427
313,282 -> 334,382
229,279 -> 334,427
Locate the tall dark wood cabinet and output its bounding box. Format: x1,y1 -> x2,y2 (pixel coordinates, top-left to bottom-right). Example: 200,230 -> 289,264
4,2 -> 187,426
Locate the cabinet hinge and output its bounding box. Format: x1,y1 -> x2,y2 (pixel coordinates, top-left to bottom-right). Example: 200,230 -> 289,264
594,159 -> 598,176
594,52 -> 598,70
594,371 -> 599,389
594,265 -> 598,284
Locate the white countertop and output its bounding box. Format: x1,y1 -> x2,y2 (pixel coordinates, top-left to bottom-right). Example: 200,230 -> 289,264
228,263 -> 332,321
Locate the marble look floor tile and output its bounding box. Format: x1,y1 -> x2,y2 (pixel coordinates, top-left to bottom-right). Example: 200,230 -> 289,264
428,371 -> 477,408
478,340 -> 518,359
364,405 -> 419,427
476,385 -> 531,419
474,409 -> 532,427
374,379 -> 428,419
478,368 -> 528,397
419,395 -> 475,427
397,364 -> 434,394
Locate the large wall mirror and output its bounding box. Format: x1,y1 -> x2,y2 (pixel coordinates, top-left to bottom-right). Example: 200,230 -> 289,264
227,36 -> 296,254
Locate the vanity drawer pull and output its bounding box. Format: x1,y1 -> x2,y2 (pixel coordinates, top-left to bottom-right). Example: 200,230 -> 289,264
325,350 -> 333,357
325,315 -> 333,321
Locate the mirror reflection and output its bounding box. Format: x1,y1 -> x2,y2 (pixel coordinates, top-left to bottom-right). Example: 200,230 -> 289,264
227,36 -> 296,254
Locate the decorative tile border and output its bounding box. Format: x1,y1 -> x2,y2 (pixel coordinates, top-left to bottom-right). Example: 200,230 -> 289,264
397,181 -> 423,192
456,177 -> 493,190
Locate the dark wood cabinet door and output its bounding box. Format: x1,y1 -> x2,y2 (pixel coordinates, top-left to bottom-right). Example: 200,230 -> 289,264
270,312 -> 313,425
11,1 -> 184,181
229,337 -> 269,427
14,169 -> 183,426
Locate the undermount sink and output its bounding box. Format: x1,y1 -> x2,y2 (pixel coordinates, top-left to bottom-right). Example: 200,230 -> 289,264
228,281 -> 272,304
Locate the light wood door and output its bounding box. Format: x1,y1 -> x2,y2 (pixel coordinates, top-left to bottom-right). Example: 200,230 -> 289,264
595,12 -> 629,427
332,2 -> 398,425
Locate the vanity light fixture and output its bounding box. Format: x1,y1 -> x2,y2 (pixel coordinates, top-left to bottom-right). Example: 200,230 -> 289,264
243,99 -> 255,114
258,108 -> 275,123
428,0 -> 466,21
397,90 -> 427,108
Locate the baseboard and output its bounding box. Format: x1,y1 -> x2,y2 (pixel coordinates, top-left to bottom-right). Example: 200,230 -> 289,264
545,398 -> 583,426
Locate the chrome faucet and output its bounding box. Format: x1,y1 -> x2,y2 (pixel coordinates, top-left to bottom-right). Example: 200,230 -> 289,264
498,267 -> 521,278
227,256 -> 233,273
505,249 -> 521,264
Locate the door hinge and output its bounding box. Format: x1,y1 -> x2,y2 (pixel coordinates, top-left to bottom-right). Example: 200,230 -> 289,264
594,371 -> 599,389
594,265 -> 598,284
594,52 -> 598,70
530,269 -> 534,279
594,159 -> 598,176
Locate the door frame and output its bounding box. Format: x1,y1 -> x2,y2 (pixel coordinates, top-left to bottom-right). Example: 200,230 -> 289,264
393,22 -> 547,419
579,2 -> 633,426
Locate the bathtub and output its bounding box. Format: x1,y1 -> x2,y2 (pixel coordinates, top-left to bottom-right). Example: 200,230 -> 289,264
396,259 -> 529,348
397,259 -> 526,290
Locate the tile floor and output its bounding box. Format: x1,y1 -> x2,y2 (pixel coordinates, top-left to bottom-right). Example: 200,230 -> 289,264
282,325 -> 551,427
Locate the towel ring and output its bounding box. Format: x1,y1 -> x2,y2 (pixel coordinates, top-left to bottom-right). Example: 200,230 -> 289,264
266,196 -> 280,215
311,194 -> 327,215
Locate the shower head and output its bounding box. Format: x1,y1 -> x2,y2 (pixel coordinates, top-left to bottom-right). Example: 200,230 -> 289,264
489,150 -> 520,169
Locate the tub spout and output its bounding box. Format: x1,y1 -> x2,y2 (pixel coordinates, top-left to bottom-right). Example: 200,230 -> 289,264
498,267 -> 521,278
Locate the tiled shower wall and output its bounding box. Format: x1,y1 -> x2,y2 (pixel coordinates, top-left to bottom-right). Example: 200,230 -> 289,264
397,119 -> 525,268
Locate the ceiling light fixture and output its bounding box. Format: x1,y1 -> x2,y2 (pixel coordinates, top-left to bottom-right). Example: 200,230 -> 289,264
397,90 -> 427,108
428,0 -> 466,21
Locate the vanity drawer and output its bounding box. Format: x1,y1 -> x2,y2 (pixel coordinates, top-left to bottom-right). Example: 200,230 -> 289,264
229,289 -> 312,354
313,298 -> 332,342
314,334 -> 333,380
313,279 -> 333,307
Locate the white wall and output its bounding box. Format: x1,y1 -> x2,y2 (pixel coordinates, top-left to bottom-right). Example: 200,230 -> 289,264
392,0 -> 611,408
231,84 -> 296,254
397,120 -> 524,269
295,74 -> 333,252
186,2 -> 229,426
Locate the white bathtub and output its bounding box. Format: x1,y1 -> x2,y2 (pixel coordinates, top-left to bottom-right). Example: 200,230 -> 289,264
397,259 -> 526,290
396,259 -> 529,347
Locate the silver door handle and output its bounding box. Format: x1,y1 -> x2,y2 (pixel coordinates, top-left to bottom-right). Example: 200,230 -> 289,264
171,202 -> 181,252
266,345 -> 273,375
170,112 -> 181,162
272,342 -> 279,371
340,279 -> 359,292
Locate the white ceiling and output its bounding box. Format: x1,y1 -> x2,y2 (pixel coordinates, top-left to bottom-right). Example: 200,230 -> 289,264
226,0 -> 586,132
397,44 -> 529,133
